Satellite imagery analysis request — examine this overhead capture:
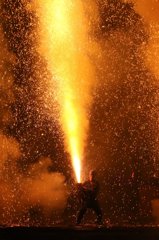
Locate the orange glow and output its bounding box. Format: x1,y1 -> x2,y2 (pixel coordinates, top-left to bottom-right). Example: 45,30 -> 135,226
65,99 -> 82,183
34,0 -> 96,183
73,155 -> 81,184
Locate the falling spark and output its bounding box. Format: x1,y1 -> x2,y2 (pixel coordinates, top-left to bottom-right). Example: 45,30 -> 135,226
35,0 -> 96,182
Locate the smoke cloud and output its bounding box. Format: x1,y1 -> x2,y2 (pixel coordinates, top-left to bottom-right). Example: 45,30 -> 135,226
133,0 -> 159,79
23,158 -> 68,211
0,18 -> 68,225
134,0 -> 159,23
133,0 -> 159,224
0,149 -> 68,225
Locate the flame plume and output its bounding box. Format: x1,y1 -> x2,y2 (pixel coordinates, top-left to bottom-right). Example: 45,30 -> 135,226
34,0 -> 95,182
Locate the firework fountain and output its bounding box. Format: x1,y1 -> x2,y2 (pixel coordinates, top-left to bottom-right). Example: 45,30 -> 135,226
34,0 -> 98,183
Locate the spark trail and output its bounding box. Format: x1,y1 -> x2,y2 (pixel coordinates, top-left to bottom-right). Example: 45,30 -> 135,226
35,0 -> 96,182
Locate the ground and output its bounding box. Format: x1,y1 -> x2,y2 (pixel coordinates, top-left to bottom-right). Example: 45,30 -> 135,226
1,225 -> 159,240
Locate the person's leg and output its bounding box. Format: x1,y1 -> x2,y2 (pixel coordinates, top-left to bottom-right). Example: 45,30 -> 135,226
76,205 -> 87,224
93,201 -> 102,224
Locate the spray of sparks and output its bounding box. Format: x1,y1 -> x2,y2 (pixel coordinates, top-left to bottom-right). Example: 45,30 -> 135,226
35,0 -> 95,182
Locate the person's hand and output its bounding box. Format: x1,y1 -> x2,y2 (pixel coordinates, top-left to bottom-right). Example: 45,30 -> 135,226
76,183 -> 83,189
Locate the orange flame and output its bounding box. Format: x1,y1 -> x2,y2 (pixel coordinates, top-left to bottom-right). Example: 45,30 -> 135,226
34,0 -> 96,183
64,99 -> 82,183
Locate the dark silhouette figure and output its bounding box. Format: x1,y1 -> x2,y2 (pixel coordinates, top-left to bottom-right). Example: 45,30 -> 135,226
76,170 -> 102,225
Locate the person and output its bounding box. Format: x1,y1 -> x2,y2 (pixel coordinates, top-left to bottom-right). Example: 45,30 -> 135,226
76,170 -> 102,225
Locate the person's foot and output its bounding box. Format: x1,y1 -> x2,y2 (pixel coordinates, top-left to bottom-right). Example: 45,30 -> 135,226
95,219 -> 103,225
97,222 -> 103,226
76,220 -> 81,225
75,222 -> 82,227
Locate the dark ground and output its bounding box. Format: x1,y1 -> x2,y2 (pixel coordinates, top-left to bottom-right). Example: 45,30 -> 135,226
1,225 -> 159,240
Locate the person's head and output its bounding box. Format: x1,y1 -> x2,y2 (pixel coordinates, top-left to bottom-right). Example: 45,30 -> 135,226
89,170 -> 97,182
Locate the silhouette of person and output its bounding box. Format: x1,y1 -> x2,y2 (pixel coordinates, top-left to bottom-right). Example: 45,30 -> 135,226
76,170 -> 102,225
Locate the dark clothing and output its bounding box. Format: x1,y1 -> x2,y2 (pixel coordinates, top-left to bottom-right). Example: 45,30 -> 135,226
77,180 -> 102,224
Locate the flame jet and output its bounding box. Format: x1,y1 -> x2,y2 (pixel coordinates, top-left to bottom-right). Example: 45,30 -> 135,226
35,0 -> 96,182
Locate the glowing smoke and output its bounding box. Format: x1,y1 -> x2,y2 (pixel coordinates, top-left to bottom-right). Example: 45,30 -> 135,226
34,0 -> 98,182
133,0 -> 159,223
23,158 -> 68,210
0,26 -> 15,129
0,25 -> 21,224
133,0 -> 159,80
0,19 -> 67,225
133,0 -> 159,23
